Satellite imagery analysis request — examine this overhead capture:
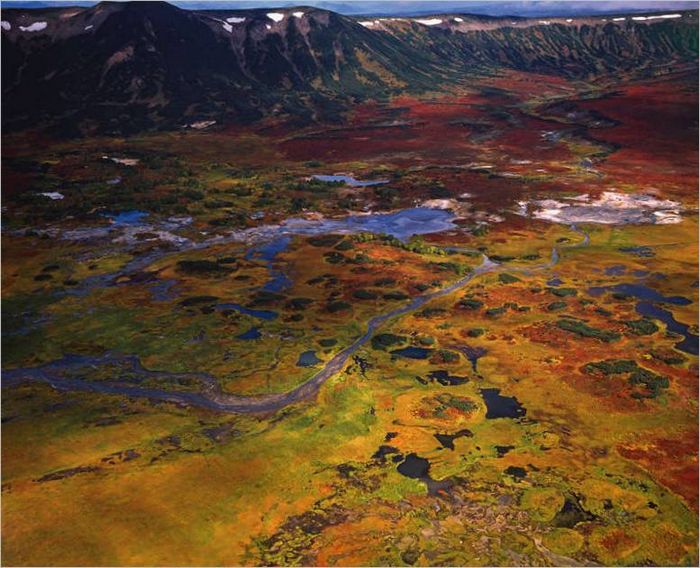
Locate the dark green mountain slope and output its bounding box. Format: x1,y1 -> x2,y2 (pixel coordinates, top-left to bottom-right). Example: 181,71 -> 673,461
1,2 -> 697,135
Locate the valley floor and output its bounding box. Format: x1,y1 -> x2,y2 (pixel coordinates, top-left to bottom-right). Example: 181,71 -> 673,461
1,70 -> 698,566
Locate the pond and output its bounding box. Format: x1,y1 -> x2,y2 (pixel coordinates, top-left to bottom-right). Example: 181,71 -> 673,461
245,236 -> 291,262
236,327 -> 261,340
321,207 -> 456,242
391,346 -> 432,359
105,210 -> 148,226
313,174 -> 388,187
245,236 -> 294,293
454,345 -> 487,373
636,302 -> 698,356
480,388 -> 527,419
434,429 -> 473,450
396,453 -> 431,479
229,207 -> 459,247
215,303 -> 278,321
421,369 -> 468,386
587,282 -> 691,305
297,350 -> 322,367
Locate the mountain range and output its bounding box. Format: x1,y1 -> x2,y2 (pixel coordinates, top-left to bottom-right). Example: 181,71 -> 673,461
5,1 -> 699,17
1,1 -> 697,135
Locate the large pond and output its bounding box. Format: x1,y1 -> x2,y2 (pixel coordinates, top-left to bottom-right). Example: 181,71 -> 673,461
228,207 -> 458,246
588,282 -> 696,355
636,302 -> 698,356
587,282 -> 691,305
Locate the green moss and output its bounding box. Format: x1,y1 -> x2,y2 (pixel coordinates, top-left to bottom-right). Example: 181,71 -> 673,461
499,273 -> 521,284
543,528 -> 584,555
485,306 -> 507,317
371,333 -> 406,350
383,291 -> 409,300
176,260 -> 233,277
323,252 -> 346,264
549,287 -> 577,297
584,359 -> 638,375
629,367 -> 669,398
624,318 -> 659,336
326,301 -> 351,313
649,349 -> 687,366
334,240 -> 354,251
433,349 -> 460,363
583,359 -> 669,398
521,488 -> 565,522
352,289 -> 378,300
286,298 -> 314,310
431,261 -> 470,275
308,234 -> 343,247
459,298 -> 484,310
417,307 -> 448,318
435,393 -> 478,414
556,319 -> 620,342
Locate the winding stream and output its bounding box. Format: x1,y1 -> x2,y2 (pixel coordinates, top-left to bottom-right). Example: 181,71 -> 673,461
3,225 -> 590,414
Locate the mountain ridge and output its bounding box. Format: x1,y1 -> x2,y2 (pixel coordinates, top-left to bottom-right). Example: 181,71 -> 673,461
2,1 -> 697,136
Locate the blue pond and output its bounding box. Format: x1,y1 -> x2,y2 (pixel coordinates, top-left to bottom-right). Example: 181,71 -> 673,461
636,302 -> 698,356
391,346 -> 432,360
215,303 -> 278,321
588,282 -> 696,356
588,283 -> 691,306
297,350 -> 322,367
313,174 -> 388,187
318,207 -> 456,242
237,327 -> 261,340
106,210 -> 148,226
245,236 -> 291,263
245,236 -> 293,293
458,345 -> 487,373
480,388 -> 527,419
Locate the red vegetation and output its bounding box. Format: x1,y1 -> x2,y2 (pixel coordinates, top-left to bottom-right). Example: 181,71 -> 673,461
619,433 -> 699,512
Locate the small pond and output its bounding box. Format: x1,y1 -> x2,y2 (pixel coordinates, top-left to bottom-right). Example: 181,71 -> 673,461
297,350 -> 322,367
105,210 -> 148,226
391,346 -> 432,360
396,453 -> 431,479
216,303 -> 278,321
236,327 -> 261,340
480,388 -> 527,419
